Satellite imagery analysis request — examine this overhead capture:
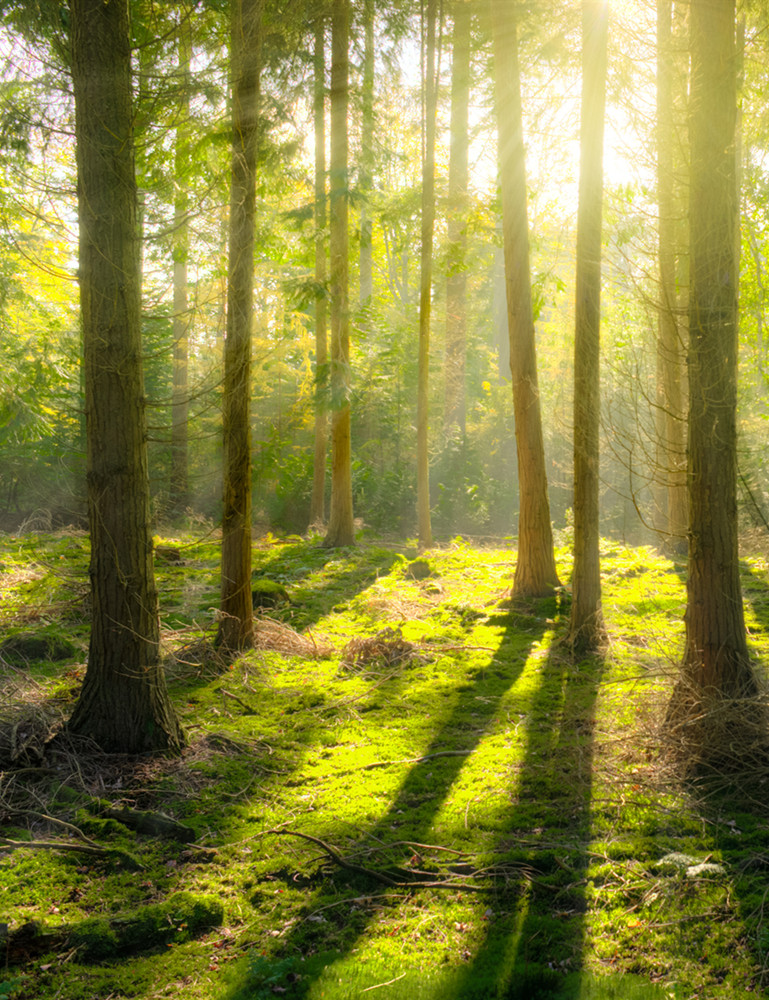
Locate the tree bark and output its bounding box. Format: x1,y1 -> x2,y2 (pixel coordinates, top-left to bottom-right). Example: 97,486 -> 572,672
218,0 -> 261,650
416,0 -> 439,551
568,0 -> 608,653
654,0 -> 687,555
67,0 -> 183,753
444,0 -> 470,439
669,0 -> 758,726
310,15 -> 328,528
359,0 -> 375,312
170,13 -> 192,518
491,0 -> 560,598
323,0 -> 355,548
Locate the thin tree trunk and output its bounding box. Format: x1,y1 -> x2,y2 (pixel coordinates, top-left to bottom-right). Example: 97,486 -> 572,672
68,0 -> 183,753
669,0 -> 758,733
568,0 -> 608,653
491,0 -> 560,598
218,0 -> 261,650
324,0 -> 355,548
310,15 -> 328,528
444,0 -> 470,439
654,0 -> 687,555
170,13 -> 192,517
417,0 -> 438,551
359,0 -> 374,311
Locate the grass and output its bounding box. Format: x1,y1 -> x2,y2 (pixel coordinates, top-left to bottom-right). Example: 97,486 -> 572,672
1,528 -> 769,999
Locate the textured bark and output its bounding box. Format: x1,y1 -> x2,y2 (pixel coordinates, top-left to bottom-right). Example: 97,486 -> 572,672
358,0 -> 375,311
324,0 -> 355,548
669,0 -> 758,718
170,16 -> 192,517
218,0 -> 261,650
310,16 -> 328,527
444,0 -> 471,438
569,0 -> 608,653
491,0 -> 560,598
67,0 -> 183,753
416,0 -> 438,551
654,0 -> 687,555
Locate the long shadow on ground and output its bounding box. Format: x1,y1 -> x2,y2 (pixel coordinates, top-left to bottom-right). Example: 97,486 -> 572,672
450,641 -> 604,998
224,595 -> 556,998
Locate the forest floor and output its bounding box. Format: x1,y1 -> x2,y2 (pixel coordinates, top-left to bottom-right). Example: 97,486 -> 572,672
2,527 -> 769,999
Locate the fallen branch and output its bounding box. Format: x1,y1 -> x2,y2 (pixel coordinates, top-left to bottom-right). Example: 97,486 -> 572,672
87,800 -> 196,842
0,836 -> 143,870
270,829 -> 487,892
359,750 -> 471,770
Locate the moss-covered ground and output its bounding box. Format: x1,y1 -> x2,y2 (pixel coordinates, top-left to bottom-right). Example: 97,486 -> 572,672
2,528 -> 769,999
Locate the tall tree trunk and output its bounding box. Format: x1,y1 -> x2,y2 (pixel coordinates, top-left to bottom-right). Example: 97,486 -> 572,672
654,0 -> 687,555
68,0 -> 183,753
324,0 -> 355,548
170,13 -> 192,517
444,0 -> 470,439
491,0 -> 560,598
218,0 -> 261,650
668,0 -> 758,736
417,0 -> 438,551
568,0 -> 608,653
310,15 -> 328,528
358,0 -> 374,312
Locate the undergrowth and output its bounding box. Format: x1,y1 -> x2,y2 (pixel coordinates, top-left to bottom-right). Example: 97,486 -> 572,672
1,529 -> 769,999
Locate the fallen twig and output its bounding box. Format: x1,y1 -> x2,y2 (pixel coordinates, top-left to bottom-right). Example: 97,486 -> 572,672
0,836 -> 144,870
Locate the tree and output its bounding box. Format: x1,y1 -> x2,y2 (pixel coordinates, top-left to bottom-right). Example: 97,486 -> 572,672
654,0 -> 687,554
170,10 -> 193,517
67,0 -> 183,753
568,0 -> 608,652
218,0 -> 262,650
444,0 -> 471,439
324,0 -> 355,547
310,13 -> 328,528
416,0 -> 439,551
358,0 -> 375,312
667,0 -> 759,739
491,0 -> 560,598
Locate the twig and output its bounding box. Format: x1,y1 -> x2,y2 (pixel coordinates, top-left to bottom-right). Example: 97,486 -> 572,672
358,750 -> 471,771
361,972 -> 407,992
8,809 -> 101,849
269,829 -> 487,892
0,836 -> 144,870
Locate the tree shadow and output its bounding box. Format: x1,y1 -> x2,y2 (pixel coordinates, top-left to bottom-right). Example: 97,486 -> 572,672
223,596 -> 559,999
449,642 -> 605,998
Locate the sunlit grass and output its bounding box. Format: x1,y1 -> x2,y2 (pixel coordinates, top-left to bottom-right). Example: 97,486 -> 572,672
1,530 -> 768,999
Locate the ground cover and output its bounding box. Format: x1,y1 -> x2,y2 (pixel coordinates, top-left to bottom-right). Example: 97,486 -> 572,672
1,528 -> 769,999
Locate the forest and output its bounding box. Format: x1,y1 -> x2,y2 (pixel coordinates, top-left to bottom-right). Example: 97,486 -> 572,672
2,0 -> 769,997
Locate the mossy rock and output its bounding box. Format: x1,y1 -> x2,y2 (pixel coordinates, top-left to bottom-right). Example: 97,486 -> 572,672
0,633 -> 78,664
252,578 -> 289,608
69,892 -> 223,960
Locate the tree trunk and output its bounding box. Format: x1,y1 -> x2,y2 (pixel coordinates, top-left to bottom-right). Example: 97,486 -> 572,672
170,14 -> 192,518
323,0 -> 355,548
359,0 -> 374,312
668,0 -> 758,734
568,0 -> 608,653
491,0 -> 560,598
67,0 -> 183,753
218,0 -> 261,650
444,0 -> 470,439
310,15 -> 328,528
654,0 -> 687,555
416,0 -> 438,552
